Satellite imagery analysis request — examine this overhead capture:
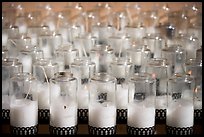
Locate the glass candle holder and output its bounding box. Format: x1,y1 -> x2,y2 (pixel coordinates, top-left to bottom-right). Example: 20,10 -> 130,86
55,44 -> 79,70
38,30 -> 62,58
91,23 -> 115,45
108,35 -> 131,58
27,25 -> 50,46
9,72 -> 38,135
127,73 -> 155,135
185,59 -> 202,120
2,58 -> 23,122
73,34 -> 97,57
146,58 -> 172,122
166,73 -> 195,135
90,44 -> 114,73
143,33 -> 165,58
3,25 -> 19,47
89,73 -> 117,135
126,44 -> 151,73
7,33 -> 31,58
18,44 -> 35,73
125,24 -> 146,45
33,58 -> 59,124
71,57 -> 96,123
109,57 -> 133,123
50,72 -> 78,135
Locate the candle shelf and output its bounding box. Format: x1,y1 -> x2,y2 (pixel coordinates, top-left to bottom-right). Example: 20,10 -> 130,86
1,122 -> 202,135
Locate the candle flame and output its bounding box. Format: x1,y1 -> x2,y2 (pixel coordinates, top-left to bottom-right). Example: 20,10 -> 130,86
194,88 -> 198,93
152,73 -> 156,79
188,70 -> 192,75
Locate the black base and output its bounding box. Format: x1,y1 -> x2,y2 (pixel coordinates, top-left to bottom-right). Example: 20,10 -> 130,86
166,126 -> 193,135
127,125 -> 155,135
38,109 -> 50,124
78,109 -> 88,124
155,109 -> 166,124
10,125 -> 38,135
117,109 -> 127,124
194,109 -> 202,120
2,109 -> 10,124
88,125 -> 116,135
49,125 -> 78,135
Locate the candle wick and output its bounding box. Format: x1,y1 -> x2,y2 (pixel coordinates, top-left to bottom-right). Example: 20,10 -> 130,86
64,105 -> 66,109
40,66 -> 50,100
10,39 -> 17,46
24,83 -> 32,100
82,42 -> 87,57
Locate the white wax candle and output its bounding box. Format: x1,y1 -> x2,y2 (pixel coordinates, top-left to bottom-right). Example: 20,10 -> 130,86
18,24 -> 27,34
128,102 -> 155,128
59,28 -> 69,44
167,99 -> 194,127
42,44 -> 52,58
2,33 -> 8,45
111,65 -> 126,78
37,83 -> 49,109
91,53 -> 100,73
10,99 -> 38,127
78,85 -> 89,109
156,96 -> 167,109
20,54 -> 32,73
2,95 -> 10,109
116,84 -> 128,109
132,52 -> 142,66
65,51 -> 78,67
30,34 -> 38,45
50,98 -> 77,127
89,102 -> 116,127
47,21 -> 56,32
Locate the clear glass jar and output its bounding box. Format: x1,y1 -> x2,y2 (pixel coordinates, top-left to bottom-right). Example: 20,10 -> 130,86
146,58 -> 172,121
185,59 -> 202,120
166,73 -> 194,135
73,33 -> 97,57
55,44 -> 79,69
127,73 -> 155,135
109,57 -> 133,123
108,34 -> 131,58
89,73 -> 117,135
143,33 -> 165,58
33,58 -> 59,124
70,57 -> 96,123
126,44 -> 151,73
50,72 -> 78,135
90,44 -> 114,73
2,58 -> 23,122
9,72 -> 38,135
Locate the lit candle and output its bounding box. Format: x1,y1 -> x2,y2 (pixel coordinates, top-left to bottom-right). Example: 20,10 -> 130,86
50,98 -> 77,127
10,99 -> 38,127
166,99 -> 194,127
116,84 -> 128,109
128,102 -> 155,128
89,102 -> 116,127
